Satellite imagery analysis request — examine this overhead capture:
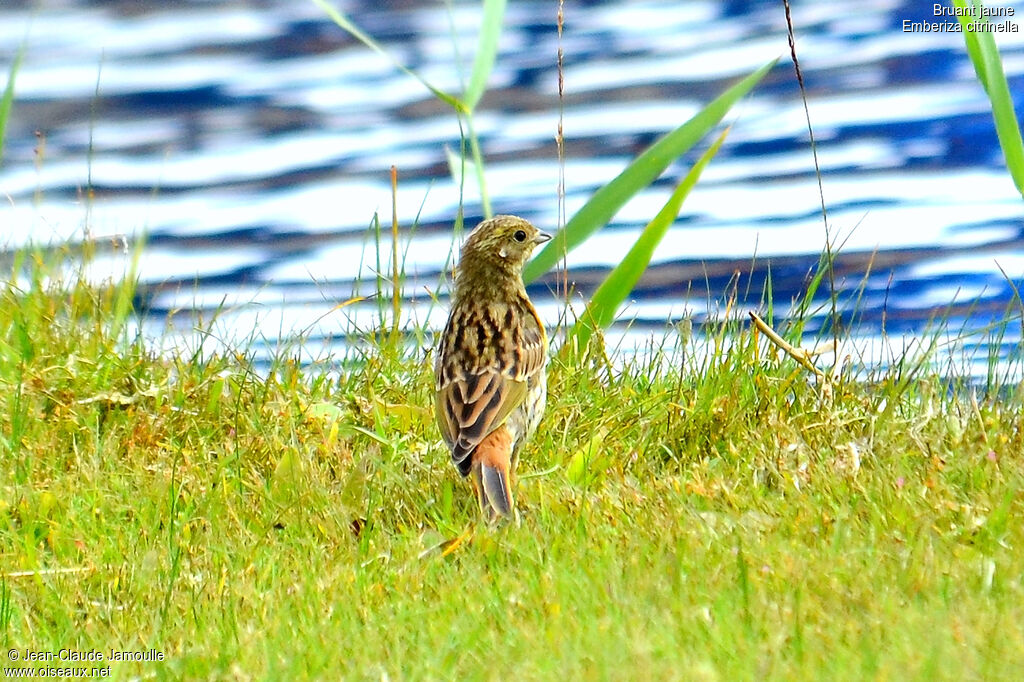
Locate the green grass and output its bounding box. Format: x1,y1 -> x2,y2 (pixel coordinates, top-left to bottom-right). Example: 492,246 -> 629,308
0,42 -> 24,164
2,248 -> 1023,680
5,3 -> 1024,678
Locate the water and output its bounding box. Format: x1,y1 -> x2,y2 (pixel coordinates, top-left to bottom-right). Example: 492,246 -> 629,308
2,0 -> 1023,379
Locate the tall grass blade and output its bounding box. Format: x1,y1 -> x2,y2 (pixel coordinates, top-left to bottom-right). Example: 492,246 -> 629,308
463,116 -> 491,217
109,235 -> 145,349
567,129 -> 729,354
444,145 -> 479,190
314,0 -> 494,214
462,0 -> 507,111
524,58 -> 778,283
0,45 -> 24,163
312,0 -> 462,110
389,166 -> 401,341
954,0 -> 1024,196
787,247 -> 832,342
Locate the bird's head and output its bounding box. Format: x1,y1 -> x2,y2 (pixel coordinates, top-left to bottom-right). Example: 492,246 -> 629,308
458,215 -> 551,276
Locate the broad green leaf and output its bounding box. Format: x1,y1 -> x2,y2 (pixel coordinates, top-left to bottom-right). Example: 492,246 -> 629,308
954,0 -> 1024,197
312,0 -> 462,111
566,427 -> 610,487
270,448 -> 303,500
524,57 -> 778,283
0,45 -> 24,163
567,128 -> 729,354
205,377 -> 225,415
345,423 -> 395,450
463,0 -> 507,111
307,401 -> 346,420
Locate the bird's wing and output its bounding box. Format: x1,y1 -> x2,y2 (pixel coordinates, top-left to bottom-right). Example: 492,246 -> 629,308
435,302 -> 545,475
437,370 -> 527,475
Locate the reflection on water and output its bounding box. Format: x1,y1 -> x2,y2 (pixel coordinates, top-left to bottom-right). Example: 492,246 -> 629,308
1,0 -> 1023,379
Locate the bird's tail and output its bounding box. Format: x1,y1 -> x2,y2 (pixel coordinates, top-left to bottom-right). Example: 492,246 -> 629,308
472,427 -> 514,518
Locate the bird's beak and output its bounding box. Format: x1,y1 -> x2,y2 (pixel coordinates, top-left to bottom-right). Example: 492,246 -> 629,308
534,232 -> 552,245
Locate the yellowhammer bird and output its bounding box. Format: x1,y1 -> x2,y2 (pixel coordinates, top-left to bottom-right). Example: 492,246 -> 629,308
434,215 -> 551,519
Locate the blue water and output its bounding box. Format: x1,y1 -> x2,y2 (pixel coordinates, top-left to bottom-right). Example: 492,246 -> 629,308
1,0 -> 1023,379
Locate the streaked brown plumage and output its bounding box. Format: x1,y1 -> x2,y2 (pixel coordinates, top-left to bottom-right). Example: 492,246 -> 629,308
434,215 -> 550,519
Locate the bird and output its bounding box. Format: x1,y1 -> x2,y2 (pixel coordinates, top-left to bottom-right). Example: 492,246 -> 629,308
434,215 -> 551,520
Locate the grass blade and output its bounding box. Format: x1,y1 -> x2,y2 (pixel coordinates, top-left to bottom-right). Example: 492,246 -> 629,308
0,45 -> 24,163
444,145 -> 479,189
954,0 -> 1024,196
462,0 -> 507,111
312,0 -> 462,110
109,234 -> 145,347
524,57 -> 778,283
567,128 -> 729,354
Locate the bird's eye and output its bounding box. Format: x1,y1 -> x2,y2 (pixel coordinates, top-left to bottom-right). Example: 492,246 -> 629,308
513,229 -> 527,242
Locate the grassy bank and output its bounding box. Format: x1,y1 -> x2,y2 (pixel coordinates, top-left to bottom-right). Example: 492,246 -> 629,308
1,252 -> 1023,681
